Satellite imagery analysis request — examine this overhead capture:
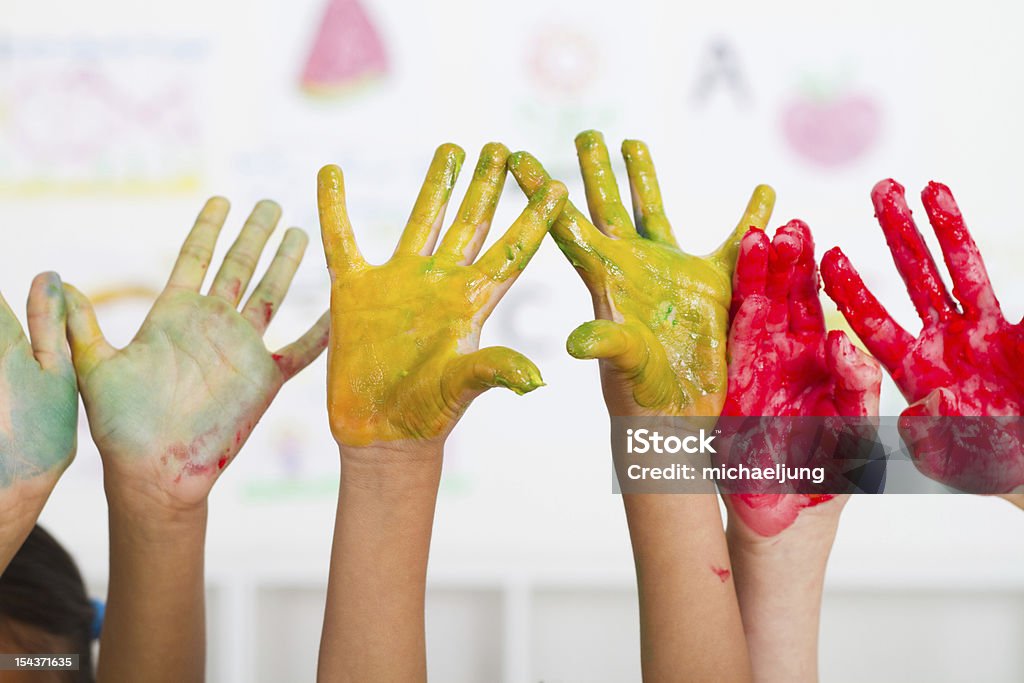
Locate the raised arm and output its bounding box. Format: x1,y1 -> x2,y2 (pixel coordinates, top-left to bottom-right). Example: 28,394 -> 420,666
317,143 -> 566,682
64,198 -> 328,683
721,222 -> 881,682
0,273 -> 77,571
509,131 -> 774,682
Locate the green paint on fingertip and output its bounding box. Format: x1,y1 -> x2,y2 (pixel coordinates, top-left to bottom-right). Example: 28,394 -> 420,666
575,129 -> 603,149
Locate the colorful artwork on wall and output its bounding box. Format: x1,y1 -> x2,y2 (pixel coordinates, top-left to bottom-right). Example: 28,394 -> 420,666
0,37 -> 207,194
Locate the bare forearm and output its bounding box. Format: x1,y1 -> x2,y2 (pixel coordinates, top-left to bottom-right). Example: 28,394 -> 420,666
624,493 -> 752,683
0,481 -> 56,572
0,514 -> 35,573
318,446 -> 442,683
97,501 -> 208,683
726,512 -> 839,683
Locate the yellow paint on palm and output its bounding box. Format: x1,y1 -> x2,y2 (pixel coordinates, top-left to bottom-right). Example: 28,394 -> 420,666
320,143 -> 567,447
509,131 -> 775,418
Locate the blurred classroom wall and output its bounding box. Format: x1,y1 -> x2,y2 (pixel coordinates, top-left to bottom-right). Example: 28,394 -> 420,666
3,0 -> 1024,680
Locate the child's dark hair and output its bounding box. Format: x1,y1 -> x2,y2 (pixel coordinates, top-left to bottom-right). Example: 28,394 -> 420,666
0,525 -> 95,683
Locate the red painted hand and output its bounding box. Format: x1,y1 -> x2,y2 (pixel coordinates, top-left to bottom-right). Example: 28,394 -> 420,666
822,179 -> 1024,496
722,221 -> 881,536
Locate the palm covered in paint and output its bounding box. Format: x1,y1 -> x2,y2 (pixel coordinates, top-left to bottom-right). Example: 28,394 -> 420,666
65,199 -> 328,508
320,143 -> 567,447
823,179 -> 1024,497
724,221 -> 880,419
0,274 -> 77,500
509,131 -> 775,417
721,222 -> 881,536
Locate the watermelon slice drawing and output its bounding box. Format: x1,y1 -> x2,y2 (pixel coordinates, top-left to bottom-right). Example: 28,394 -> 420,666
301,0 -> 389,97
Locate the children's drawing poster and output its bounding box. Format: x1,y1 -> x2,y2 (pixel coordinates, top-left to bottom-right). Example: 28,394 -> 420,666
0,36 -> 209,194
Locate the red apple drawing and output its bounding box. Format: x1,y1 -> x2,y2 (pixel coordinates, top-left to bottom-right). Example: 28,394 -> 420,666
781,91 -> 881,168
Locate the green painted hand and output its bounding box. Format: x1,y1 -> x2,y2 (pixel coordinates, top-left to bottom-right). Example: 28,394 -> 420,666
320,143 -> 567,447
0,273 -> 77,506
64,199 -> 329,510
509,131 -> 775,417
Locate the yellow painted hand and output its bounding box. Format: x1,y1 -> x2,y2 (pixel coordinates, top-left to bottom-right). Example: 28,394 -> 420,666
64,199 -> 329,509
320,143 -> 567,447
509,131 -> 775,417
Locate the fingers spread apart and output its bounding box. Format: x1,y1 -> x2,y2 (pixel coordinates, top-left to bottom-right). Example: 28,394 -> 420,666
436,142 -> 509,264
395,143 -> 465,257
871,179 -> 956,323
209,199 -> 282,305
820,246 -> 914,373
920,181 -> 1000,319
242,228 -> 310,334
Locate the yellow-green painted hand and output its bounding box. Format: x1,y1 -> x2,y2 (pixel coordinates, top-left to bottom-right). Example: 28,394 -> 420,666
509,131 -> 775,417
64,199 -> 329,510
0,273 -> 77,507
320,143 -> 568,447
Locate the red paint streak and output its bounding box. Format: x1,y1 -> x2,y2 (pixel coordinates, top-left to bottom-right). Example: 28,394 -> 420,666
733,494 -> 837,536
183,461 -> 212,476
262,300 -> 274,325
163,427 -> 219,483
711,565 -> 731,583
217,456 -> 228,469
167,443 -> 191,461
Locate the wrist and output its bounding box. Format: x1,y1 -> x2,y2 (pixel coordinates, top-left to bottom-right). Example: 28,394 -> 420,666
0,475 -> 58,527
726,512 -> 839,576
338,441 -> 444,494
107,486 -> 208,545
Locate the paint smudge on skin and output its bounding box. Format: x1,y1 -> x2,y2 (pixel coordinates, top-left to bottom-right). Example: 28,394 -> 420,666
733,493 -> 836,537
711,565 -> 731,582
164,427 -> 218,482
263,301 -> 274,325
217,456 -> 228,469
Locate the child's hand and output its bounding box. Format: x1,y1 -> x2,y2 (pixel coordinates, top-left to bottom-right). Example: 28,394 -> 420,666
722,222 -> 881,537
319,143 -> 567,448
508,131 -> 775,418
0,273 -> 77,564
64,199 -> 328,512
822,180 -> 1024,498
